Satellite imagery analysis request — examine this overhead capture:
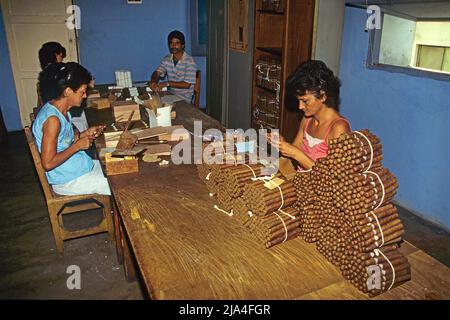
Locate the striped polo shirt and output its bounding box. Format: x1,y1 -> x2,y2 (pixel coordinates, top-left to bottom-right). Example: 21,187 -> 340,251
157,52 -> 197,103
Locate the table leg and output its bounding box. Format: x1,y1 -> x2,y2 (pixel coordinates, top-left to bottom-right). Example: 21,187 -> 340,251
112,199 -> 124,265
119,220 -> 137,282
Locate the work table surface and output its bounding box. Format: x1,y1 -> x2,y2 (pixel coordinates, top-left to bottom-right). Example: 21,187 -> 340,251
85,99 -> 450,300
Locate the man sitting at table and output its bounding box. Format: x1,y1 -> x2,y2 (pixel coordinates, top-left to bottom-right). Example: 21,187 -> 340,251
149,30 -> 197,103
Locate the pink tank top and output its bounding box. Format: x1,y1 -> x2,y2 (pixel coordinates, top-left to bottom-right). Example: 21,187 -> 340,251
298,117 -> 350,171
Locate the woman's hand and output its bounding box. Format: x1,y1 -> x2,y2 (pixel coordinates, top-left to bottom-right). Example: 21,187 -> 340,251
75,135 -> 95,150
85,125 -> 106,138
277,141 -> 301,159
267,132 -> 303,162
267,132 -> 286,147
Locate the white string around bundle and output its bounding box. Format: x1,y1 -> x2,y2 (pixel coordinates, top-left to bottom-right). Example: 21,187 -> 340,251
265,179 -> 296,220
248,177 -> 297,243
369,211 -> 385,247
242,163 -> 257,179
354,130 -> 386,210
354,131 -> 374,170
214,205 -> 233,217
205,172 -> 212,181
374,248 -> 396,291
251,173 -> 275,182
366,171 -> 385,210
273,211 -> 288,244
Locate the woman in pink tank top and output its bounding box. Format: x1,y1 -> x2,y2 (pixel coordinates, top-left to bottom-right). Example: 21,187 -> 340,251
269,60 -> 351,171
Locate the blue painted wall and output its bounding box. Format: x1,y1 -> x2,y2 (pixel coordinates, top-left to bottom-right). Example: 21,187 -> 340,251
0,0 -> 207,131
75,0 -> 206,107
0,5 -> 21,131
340,6 -> 450,230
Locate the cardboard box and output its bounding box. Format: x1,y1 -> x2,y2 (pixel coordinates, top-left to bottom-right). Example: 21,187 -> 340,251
112,101 -> 141,122
105,153 -> 139,176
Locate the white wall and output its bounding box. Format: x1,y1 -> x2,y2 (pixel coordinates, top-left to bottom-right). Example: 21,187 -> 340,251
411,21 -> 450,66
379,14 -> 416,67
312,0 -> 346,76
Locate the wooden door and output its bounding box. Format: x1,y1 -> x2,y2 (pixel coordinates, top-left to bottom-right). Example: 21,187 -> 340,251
1,0 -> 78,127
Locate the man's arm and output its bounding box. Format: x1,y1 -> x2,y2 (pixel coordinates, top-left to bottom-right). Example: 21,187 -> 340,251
150,71 -> 192,90
149,70 -> 161,91
162,80 -> 191,89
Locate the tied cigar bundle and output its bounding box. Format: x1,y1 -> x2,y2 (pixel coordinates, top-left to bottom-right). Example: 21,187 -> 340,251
196,141 -> 300,248
293,129 -> 410,296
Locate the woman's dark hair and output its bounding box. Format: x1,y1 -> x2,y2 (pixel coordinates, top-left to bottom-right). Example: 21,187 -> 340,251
168,30 -> 185,46
38,42 -> 67,70
38,62 -> 92,103
286,60 -> 341,111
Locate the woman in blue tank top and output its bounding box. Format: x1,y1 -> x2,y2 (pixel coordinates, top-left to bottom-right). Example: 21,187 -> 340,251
32,62 -> 110,195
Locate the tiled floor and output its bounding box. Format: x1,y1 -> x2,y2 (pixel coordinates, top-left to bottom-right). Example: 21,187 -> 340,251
0,131 -> 448,299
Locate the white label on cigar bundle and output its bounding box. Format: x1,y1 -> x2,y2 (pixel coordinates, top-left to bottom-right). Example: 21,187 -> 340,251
264,177 -> 285,190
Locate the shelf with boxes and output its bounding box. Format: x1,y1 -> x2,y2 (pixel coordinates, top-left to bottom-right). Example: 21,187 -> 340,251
252,91 -> 280,129
255,55 -> 282,95
251,0 -> 315,141
261,0 -> 284,12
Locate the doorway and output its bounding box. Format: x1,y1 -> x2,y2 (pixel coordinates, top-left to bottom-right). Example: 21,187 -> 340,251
1,0 -> 79,127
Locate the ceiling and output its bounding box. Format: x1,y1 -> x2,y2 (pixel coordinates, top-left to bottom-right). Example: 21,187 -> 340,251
345,0 -> 450,19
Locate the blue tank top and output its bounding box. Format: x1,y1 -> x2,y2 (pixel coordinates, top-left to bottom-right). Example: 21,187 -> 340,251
32,103 -> 93,185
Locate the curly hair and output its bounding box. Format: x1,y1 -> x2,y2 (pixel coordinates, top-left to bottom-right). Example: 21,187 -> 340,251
38,62 -> 92,103
38,42 -> 66,70
286,60 -> 341,111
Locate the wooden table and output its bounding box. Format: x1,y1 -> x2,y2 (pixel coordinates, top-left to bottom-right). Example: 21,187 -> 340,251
86,97 -> 450,300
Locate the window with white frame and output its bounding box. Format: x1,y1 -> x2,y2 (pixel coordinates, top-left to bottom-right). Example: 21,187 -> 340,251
368,12 -> 450,78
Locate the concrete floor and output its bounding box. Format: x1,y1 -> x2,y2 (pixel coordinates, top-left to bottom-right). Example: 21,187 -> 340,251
0,131 -> 449,299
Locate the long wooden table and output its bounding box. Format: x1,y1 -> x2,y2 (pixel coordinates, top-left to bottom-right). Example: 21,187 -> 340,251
86,98 -> 450,300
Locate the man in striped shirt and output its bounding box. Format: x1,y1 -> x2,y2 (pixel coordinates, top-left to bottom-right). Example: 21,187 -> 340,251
149,30 -> 197,103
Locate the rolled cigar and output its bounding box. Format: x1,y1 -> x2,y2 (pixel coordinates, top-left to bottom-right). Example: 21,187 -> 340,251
381,264 -> 410,276
382,272 -> 411,285
265,222 -> 301,240
362,225 -> 404,246
265,228 -> 300,248
361,215 -> 401,234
